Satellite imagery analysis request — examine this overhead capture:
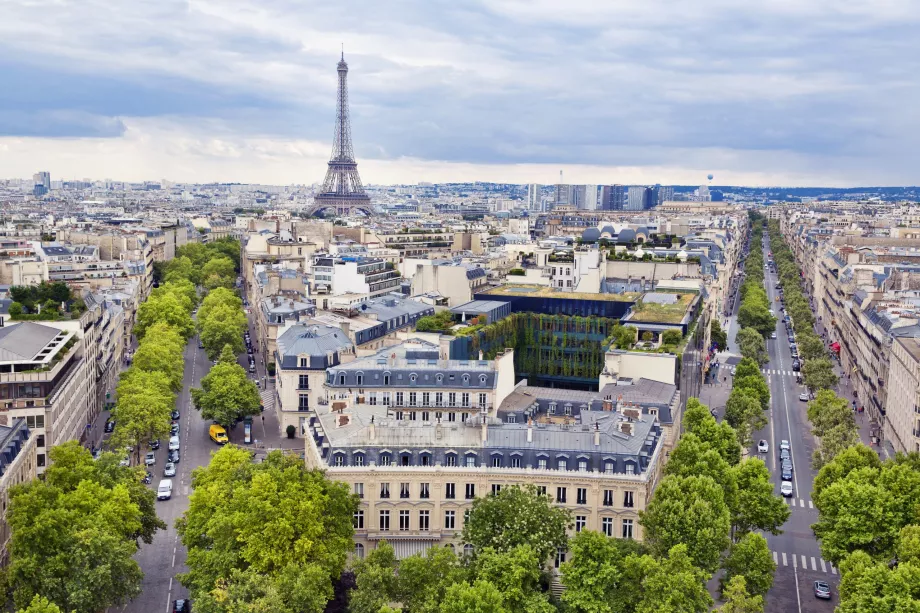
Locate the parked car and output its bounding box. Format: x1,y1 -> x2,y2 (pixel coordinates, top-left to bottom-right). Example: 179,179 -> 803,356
780,448 -> 791,461
148,439 -> 160,450
781,481 -> 794,497
171,409 -> 180,420
168,449 -> 181,464
757,440 -> 769,454
770,331 -> 777,339
163,462 -> 177,477
799,392 -> 809,401
173,599 -> 192,613
781,465 -> 793,481
792,360 -> 801,371
814,581 -> 832,600
144,451 -> 156,466
170,423 -> 180,436
104,420 -> 116,433
169,435 -> 181,451
157,479 -> 173,501
780,439 -> 790,451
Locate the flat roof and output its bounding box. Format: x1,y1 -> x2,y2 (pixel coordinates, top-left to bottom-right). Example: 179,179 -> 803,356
450,300 -> 510,314
479,284 -> 639,302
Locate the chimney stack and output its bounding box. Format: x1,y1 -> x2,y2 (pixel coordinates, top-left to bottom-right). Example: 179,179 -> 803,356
480,407 -> 488,442
527,417 -> 533,443
594,422 -> 600,446
369,415 -> 376,441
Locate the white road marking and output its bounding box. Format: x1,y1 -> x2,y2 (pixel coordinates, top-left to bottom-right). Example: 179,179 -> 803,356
801,555 -> 807,569
782,552 -> 788,566
811,557 -> 817,571
773,551 -> 779,564
831,565 -> 837,575
799,498 -> 805,507
808,500 -> 814,509
820,559 -> 827,573
792,554 -> 797,568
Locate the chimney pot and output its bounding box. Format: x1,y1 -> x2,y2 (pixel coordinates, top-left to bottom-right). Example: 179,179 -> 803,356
527,417 -> 533,443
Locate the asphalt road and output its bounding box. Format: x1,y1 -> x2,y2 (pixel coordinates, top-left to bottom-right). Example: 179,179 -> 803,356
755,235 -> 837,613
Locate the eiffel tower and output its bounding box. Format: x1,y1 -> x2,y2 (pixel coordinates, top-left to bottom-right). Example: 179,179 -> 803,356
308,52 -> 373,216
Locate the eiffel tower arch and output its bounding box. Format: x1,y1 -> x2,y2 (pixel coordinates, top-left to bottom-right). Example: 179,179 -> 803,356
307,53 -> 374,217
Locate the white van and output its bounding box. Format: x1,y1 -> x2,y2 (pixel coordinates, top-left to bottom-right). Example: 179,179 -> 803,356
157,479 -> 173,500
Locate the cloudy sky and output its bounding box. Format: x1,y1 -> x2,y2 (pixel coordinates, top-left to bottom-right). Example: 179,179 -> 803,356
1,0 -> 918,186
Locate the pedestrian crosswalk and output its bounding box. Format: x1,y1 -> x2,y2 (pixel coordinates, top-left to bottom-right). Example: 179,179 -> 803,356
772,551 -> 837,575
784,498 -> 814,509
260,387 -> 275,412
761,369 -> 797,376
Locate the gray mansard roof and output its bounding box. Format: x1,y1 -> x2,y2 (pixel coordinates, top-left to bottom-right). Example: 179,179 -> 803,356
311,403 -> 662,476
276,324 -> 354,369
327,341 -> 497,389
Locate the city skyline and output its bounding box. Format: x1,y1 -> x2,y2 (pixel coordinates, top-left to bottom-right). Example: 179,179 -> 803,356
1,1 -> 918,186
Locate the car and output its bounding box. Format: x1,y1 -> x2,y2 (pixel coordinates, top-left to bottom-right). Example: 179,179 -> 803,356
799,392 -> 809,401
792,360 -> 801,371
171,409 -> 180,420
173,599 -> 192,613
780,448 -> 791,461
775,283 -> 781,289
780,439 -> 790,451
170,423 -> 180,436
249,363 -> 256,373
168,449 -> 181,464
768,309 -> 775,317
148,438 -> 160,450
168,435 -> 181,451
144,451 -> 156,466
770,331 -> 777,339
163,462 -> 177,477
757,440 -> 769,454
142,471 -> 152,485
782,459 -> 794,475
814,581 -> 832,600
104,420 -> 115,433
247,346 -> 253,354
119,456 -> 130,467
781,481 -> 794,497
157,479 -> 173,501
781,466 -> 793,481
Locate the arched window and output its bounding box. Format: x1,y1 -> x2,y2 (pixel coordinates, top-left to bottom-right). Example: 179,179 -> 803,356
339,373 -> 346,385
356,372 -> 364,385
479,374 -> 487,384
383,372 -> 391,386
462,374 -> 470,386
409,373 -> 417,384
354,543 -> 365,559
436,374 -> 444,383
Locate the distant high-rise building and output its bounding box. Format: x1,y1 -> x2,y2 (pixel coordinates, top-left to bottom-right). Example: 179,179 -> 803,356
698,185 -> 711,202
646,186 -> 659,210
626,186 -> 648,211
579,185 -> 600,211
527,184 -> 542,210
658,186 -> 675,205
555,183 -> 572,207
600,185 -> 626,210
33,171 -> 50,191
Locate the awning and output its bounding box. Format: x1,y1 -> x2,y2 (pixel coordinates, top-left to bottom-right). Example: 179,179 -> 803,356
830,342 -> 841,352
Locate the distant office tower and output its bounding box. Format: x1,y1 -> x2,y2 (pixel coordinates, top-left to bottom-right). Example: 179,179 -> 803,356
527,184 -> 542,210
646,186 -> 659,210
579,185 -> 600,211
626,186 -> 648,211
698,185 -> 711,202
658,185 -> 675,205
33,171 -> 50,190
600,185 -> 625,210
555,184 -> 573,207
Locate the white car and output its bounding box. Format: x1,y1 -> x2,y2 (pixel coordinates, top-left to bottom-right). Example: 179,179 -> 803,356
758,440 -> 769,454
770,332 -> 777,339
799,392 -> 809,402
163,462 -> 177,477
780,439 -> 791,451
780,481 -> 794,497
168,435 -> 181,451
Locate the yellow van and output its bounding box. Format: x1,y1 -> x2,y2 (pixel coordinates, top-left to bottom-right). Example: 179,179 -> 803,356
209,424 -> 229,445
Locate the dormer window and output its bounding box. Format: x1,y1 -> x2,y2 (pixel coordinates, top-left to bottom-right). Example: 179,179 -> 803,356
410,374 -> 417,383
479,374 -> 487,384
548,403 -> 556,415
564,404 -> 572,416
338,373 -> 346,385
462,374 -> 470,385
356,373 -> 363,385
383,372 -> 391,385
436,374 -> 444,383
299,357 -> 308,368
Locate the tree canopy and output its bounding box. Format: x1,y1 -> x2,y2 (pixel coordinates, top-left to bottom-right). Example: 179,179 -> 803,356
191,350 -> 261,428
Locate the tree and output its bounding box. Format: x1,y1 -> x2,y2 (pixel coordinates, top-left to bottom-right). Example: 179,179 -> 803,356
135,291 -> 194,340
438,581 -> 509,613
733,358 -> 761,381
734,375 -> 770,412
798,334 -> 826,361
164,255 -> 194,284
803,357 -> 838,391
475,546 -> 555,613
462,484 -> 571,565
611,326 -> 637,350
397,546 -> 467,613
737,327 -> 768,365
190,357 -> 260,428
639,474 -> 731,574
131,322 -> 185,391
737,301 -> 775,338
111,369 -> 175,456
8,301 -> 23,318
561,531 -> 650,613
635,544 -> 713,613
6,443 -> 159,613
665,433 -> 737,510
197,287 -> 242,324
721,533 -> 775,598
662,329 -> 682,347
725,389 -> 766,450
710,320 -> 727,351
718,576 -> 764,613
16,596 -> 63,613
806,391 -> 858,469
836,551 -> 920,613
813,444 -> 882,499
730,459 -> 790,539
683,399 -> 742,466
201,256 -> 236,290
177,447 -> 357,612
156,279 -> 198,311
199,303 -> 247,359
345,541 -> 399,613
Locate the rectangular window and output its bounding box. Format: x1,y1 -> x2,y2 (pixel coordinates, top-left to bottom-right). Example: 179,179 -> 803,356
446,455 -> 457,467
395,410 -> 404,421
409,392 -> 417,406
37,453 -> 46,467
537,486 -> 547,496
420,483 -> 430,499
602,517 -> 613,537
400,483 -> 410,499
576,488 -> 587,505
422,411 -> 429,421
355,455 -> 364,466
578,459 -> 588,472
575,515 -> 586,532
446,483 -> 456,499
444,510 -> 456,530
448,392 -> 457,407
409,411 -> 417,421
423,392 -> 430,406
395,392 -> 404,406
435,392 -> 443,407
461,393 -> 470,407
353,510 -> 364,529
369,392 -> 377,406
491,484 -> 502,495
466,455 -> 477,468
491,455 -> 502,467
554,548 -> 566,569
298,394 -> 309,410
380,483 -> 390,499
379,510 -> 390,531
399,510 -> 410,531
298,374 -> 309,389
447,412 -> 456,422
558,459 -> 567,471
624,491 -> 634,508
626,464 -> 635,476
299,357 -> 308,368
603,489 -> 613,506
465,483 -> 476,500
419,510 -> 430,531
510,455 -> 521,468
382,392 -> 391,406
479,393 -> 487,408
507,413 -> 516,424
333,455 -> 345,466
556,487 -> 567,503
36,434 -> 45,447
538,458 -> 547,469
622,519 -> 634,539
354,483 -> 364,498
